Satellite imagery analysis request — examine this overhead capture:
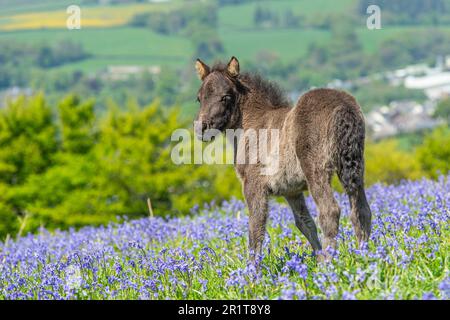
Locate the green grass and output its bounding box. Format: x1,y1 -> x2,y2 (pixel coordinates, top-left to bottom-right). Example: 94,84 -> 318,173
0,1 -> 184,30
357,25 -> 450,54
0,0 -> 80,16
2,0 -> 450,73
219,0 -> 357,30
219,28 -> 331,63
0,27 -> 194,71
2,0 -> 450,76
392,131 -> 428,152
220,24 -> 450,64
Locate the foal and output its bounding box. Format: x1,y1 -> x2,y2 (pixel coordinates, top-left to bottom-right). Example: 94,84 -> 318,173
194,57 -> 372,261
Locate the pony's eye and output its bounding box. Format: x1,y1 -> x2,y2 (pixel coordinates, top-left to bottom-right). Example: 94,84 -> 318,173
221,95 -> 231,103
196,96 -> 200,103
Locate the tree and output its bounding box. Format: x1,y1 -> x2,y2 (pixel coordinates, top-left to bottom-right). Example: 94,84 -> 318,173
0,94 -> 57,185
58,95 -> 96,154
433,97 -> 450,123
364,139 -> 424,186
416,126 -> 450,179
0,95 -> 242,238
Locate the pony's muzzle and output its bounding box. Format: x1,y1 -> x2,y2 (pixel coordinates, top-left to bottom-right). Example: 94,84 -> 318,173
194,120 -> 208,140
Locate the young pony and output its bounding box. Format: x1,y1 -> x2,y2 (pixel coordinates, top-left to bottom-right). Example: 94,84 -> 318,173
194,56 -> 371,261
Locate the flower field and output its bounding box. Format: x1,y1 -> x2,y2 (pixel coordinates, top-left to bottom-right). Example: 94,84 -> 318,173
0,176 -> 449,300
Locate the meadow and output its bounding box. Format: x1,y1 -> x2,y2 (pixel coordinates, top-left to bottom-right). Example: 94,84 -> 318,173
0,27 -> 193,71
0,1 -> 181,30
217,0 -> 356,30
2,0 -> 449,72
1,176 -> 448,300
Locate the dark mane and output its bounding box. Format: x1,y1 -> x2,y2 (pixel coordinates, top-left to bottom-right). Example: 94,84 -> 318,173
211,62 -> 292,109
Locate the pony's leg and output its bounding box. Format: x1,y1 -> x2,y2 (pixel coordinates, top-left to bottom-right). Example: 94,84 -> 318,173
243,182 -> 268,264
348,185 -> 371,246
285,194 -> 322,253
304,168 -> 341,256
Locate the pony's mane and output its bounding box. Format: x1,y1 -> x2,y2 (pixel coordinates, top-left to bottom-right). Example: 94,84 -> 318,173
211,62 -> 292,109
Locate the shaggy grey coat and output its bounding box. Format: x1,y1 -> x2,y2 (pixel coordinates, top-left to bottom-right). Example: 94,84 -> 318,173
195,57 -> 371,261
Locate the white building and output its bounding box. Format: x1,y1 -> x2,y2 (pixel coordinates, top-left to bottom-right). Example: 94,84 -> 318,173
404,72 -> 450,100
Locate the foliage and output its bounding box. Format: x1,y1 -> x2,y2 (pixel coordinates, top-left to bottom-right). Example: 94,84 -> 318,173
416,125 -> 450,179
0,94 -> 57,185
433,97 -> 450,122
353,82 -> 427,113
129,2 -> 224,60
375,30 -> 450,69
1,93 -> 450,238
0,95 -> 241,238
364,139 -> 424,186
129,3 -> 217,35
0,0 -> 450,241
357,0 -> 450,25
3,2 -> 450,114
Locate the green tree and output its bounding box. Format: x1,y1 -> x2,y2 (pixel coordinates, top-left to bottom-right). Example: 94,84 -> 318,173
416,125 -> 450,178
364,139 -> 424,186
433,97 -> 450,122
0,94 -> 57,185
0,96 -> 241,237
58,95 -> 96,154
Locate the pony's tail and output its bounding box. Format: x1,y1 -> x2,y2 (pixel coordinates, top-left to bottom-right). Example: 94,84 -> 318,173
330,105 -> 366,194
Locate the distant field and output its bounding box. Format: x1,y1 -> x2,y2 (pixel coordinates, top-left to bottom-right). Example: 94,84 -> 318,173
0,2 -> 181,30
2,24 -> 447,74
218,0 -> 357,30
0,26 -> 331,71
0,0 -> 80,16
0,27 -> 193,71
216,0 -> 431,63
357,25 -> 450,54
1,0 -> 449,74
221,24 -> 450,64
220,28 -> 331,63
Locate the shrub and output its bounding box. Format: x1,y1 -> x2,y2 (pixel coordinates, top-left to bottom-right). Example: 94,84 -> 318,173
416,125 -> 450,179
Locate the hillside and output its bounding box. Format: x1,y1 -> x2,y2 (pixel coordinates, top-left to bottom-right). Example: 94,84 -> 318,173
2,0 -> 449,73
0,176 -> 448,299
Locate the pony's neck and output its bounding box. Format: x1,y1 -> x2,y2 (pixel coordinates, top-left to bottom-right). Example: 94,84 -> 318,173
232,73 -> 291,130
238,91 -> 290,131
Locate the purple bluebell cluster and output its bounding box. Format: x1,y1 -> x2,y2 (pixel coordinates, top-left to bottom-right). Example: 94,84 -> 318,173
0,176 -> 448,300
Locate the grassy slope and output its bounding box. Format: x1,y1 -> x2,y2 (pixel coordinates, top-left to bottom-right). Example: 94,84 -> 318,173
0,177 -> 448,299
219,0 -> 450,60
217,0 -> 352,63
220,28 -> 331,63
0,2 -> 181,30
0,0 -> 81,16
218,0 -> 357,29
0,27 -> 193,70
2,0 -> 450,76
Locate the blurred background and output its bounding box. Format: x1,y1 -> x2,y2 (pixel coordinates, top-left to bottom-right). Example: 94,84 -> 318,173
0,0 -> 449,238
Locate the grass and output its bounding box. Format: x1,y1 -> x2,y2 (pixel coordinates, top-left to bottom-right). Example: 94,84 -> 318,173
0,0 -> 81,16
216,0 -> 354,63
357,25 -> 450,54
0,1 -> 182,30
218,0 -> 357,30
219,28 -> 331,63
219,24 -> 450,64
0,27 -> 194,71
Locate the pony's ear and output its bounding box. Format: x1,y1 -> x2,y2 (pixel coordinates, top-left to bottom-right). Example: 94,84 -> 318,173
227,56 -> 240,77
195,59 -> 210,81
